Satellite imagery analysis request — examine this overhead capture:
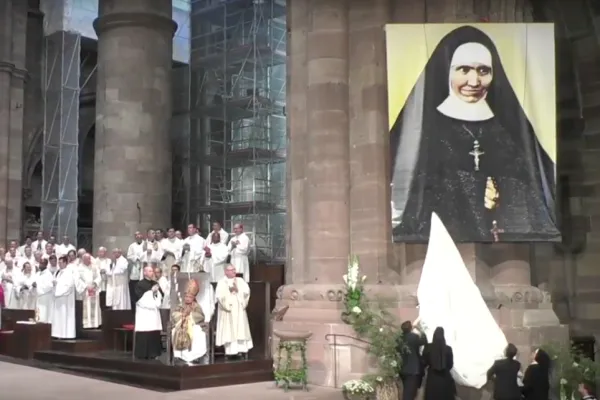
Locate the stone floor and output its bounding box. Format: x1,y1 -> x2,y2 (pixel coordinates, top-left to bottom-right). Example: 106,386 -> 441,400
0,361 -> 344,400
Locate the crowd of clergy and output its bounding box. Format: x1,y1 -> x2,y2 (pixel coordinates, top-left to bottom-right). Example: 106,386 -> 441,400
0,222 -> 254,363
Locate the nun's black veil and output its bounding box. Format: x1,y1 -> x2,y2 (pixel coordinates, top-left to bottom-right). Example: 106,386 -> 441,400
389,25 -> 556,237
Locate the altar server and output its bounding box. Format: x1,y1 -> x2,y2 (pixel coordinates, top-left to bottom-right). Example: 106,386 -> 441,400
134,265 -> 164,360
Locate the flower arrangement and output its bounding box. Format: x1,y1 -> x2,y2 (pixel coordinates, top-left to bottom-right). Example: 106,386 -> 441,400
542,341 -> 599,400
342,379 -> 375,399
340,256 -> 403,400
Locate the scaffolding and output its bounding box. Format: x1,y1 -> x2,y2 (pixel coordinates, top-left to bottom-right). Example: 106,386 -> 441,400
189,0 -> 287,262
41,31 -> 81,242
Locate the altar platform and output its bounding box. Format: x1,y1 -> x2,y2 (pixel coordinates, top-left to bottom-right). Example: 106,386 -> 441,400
0,280 -> 276,391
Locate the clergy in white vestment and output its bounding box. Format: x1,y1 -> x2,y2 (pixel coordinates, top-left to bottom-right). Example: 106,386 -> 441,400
17,262 -> 37,310
215,265 -> 253,356
171,278 -> 215,364
31,232 -> 47,253
134,265 -> 164,360
142,240 -> 164,264
228,224 -> 251,282
56,236 -> 76,258
1,259 -> 20,309
35,258 -> 57,323
18,237 -> 33,257
203,232 -> 230,282
155,267 -> 170,309
52,256 -> 86,339
18,247 -> 37,272
205,221 -> 229,245
79,254 -> 102,329
95,247 -> 111,308
41,243 -> 55,261
105,248 -> 131,310
160,228 -> 182,274
127,232 -> 145,308
183,224 -> 205,272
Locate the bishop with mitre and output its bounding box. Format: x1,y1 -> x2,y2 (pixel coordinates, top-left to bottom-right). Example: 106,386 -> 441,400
215,264 -> 253,357
171,277 -> 215,364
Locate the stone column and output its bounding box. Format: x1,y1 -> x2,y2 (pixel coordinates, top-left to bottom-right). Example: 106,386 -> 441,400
0,0 -> 28,245
285,0 -> 308,284
93,0 -> 176,251
348,0 -> 394,283
305,0 -> 350,282
7,0 -> 28,242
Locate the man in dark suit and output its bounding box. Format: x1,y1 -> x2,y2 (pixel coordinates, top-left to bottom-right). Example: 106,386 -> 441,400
398,320 -> 427,400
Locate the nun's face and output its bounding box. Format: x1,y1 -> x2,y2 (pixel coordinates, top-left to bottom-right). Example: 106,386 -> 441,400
450,63 -> 492,103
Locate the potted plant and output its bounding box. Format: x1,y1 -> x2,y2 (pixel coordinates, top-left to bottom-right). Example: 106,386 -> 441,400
542,342 -> 599,400
342,379 -> 375,400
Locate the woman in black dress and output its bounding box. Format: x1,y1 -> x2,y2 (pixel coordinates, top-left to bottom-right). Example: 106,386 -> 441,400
423,327 -> 456,400
522,348 -> 551,400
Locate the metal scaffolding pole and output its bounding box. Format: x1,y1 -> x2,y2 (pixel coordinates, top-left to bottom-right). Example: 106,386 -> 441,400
41,31 -> 80,242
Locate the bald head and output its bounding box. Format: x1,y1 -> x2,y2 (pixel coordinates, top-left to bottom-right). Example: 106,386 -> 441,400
82,253 -> 92,265
143,264 -> 155,280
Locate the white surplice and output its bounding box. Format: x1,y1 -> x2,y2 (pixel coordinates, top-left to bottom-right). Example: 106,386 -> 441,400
31,239 -> 47,253
80,264 -> 102,328
1,268 -> 20,309
228,233 -> 250,282
182,234 -> 205,273
127,242 -> 145,281
172,280 -> 216,362
135,286 -> 163,332
17,272 -> 37,310
161,238 -> 182,273
56,243 -> 76,258
52,267 -> 86,339
215,277 -> 253,355
106,256 -> 131,310
206,229 -> 229,245
17,256 -> 37,272
203,243 -> 229,282
157,276 -> 170,309
417,213 -> 508,389
142,240 -> 164,264
35,267 -> 57,323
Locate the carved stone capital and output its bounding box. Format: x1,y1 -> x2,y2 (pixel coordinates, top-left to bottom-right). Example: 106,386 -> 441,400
0,61 -> 28,81
93,12 -> 178,38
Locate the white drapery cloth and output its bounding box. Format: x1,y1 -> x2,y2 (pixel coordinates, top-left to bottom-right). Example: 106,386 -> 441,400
417,213 -> 507,389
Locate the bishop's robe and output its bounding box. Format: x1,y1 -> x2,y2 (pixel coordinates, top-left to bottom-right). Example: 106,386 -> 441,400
215,277 -> 253,355
52,267 -> 86,339
171,303 -> 207,362
80,264 -> 102,328
35,268 -> 57,323
203,243 -> 229,283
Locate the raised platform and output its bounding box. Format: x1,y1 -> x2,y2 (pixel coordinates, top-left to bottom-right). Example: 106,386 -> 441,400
32,350 -> 274,391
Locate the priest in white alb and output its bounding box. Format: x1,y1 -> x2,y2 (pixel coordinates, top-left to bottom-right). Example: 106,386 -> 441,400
52,256 -> 85,339
1,259 -> 19,309
35,257 -> 57,323
95,246 -> 111,309
206,221 -> 229,245
182,224 -> 205,273
160,228 -> 182,274
105,248 -> 131,310
204,232 -> 230,282
80,253 -> 102,329
171,278 -> 215,364
127,232 -> 145,308
17,262 -> 36,310
215,264 -> 253,357
228,223 -> 250,282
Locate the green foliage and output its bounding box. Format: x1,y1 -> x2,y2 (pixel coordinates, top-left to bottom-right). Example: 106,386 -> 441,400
542,341 -> 600,399
274,340 -> 308,392
342,256 -> 404,384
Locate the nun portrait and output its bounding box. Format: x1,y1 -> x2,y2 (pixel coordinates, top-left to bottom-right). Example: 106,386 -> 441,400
389,25 -> 559,242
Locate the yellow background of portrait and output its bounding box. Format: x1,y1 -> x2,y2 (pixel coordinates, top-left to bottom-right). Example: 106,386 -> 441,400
385,23 -> 556,163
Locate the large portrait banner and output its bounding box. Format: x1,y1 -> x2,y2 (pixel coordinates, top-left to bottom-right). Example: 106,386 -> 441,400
386,23 -> 560,243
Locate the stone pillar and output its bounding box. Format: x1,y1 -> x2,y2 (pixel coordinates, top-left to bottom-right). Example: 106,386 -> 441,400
93,0 -> 176,251
305,0 -> 350,282
0,0 -> 28,245
348,0 -> 394,283
285,0 -> 308,284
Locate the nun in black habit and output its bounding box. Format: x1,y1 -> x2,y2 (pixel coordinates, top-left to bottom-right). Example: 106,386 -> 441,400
133,268 -> 164,360
389,25 -> 559,242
